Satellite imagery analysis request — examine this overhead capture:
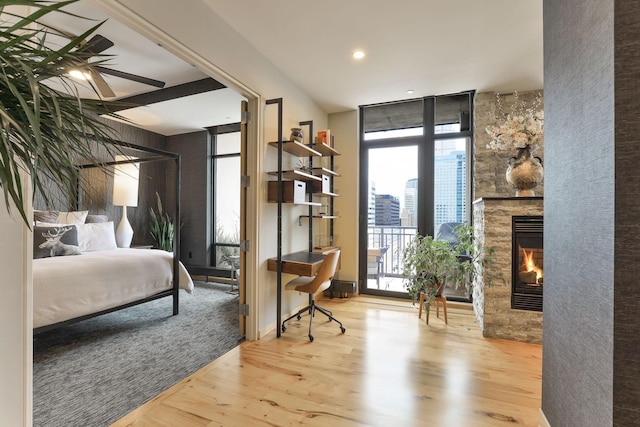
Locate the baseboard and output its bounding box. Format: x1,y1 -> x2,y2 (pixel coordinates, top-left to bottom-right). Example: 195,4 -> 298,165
539,408 -> 551,427
258,303 -> 309,339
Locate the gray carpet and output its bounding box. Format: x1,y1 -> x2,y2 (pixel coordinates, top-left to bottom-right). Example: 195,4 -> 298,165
33,281 -> 241,427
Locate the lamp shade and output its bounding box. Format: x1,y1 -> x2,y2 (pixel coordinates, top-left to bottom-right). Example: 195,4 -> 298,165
112,155 -> 139,207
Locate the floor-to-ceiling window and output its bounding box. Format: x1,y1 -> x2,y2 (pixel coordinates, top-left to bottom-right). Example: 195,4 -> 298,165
359,92 -> 474,299
209,124 -> 241,282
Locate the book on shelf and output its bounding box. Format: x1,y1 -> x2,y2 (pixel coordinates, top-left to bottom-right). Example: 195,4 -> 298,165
317,129 -> 333,147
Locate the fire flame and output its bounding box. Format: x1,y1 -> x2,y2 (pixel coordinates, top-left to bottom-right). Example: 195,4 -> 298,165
521,246 -> 543,281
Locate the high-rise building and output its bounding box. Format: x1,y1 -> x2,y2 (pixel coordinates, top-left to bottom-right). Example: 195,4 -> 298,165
375,194 -> 401,226
404,178 -> 418,227
434,150 -> 466,229
368,181 -> 376,225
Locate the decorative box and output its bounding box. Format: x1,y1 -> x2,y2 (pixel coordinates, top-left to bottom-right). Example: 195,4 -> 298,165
311,175 -> 331,194
268,180 -> 306,203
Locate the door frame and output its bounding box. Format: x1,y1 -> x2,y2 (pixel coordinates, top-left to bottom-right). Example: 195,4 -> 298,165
96,2 -> 262,341
357,95 -> 474,298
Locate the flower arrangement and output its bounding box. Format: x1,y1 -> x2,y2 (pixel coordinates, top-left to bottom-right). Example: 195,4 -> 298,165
486,92 -> 544,152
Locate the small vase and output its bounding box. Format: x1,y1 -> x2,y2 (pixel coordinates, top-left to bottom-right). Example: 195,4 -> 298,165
289,128 -> 304,143
506,145 -> 543,196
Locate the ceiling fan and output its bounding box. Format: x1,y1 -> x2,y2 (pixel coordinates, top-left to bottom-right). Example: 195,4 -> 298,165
66,33 -> 166,98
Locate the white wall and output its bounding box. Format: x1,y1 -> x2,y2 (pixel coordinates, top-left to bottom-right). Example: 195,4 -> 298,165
2,4 -> 34,424
0,187 -> 33,426
109,0 -> 330,336
329,110 -> 359,283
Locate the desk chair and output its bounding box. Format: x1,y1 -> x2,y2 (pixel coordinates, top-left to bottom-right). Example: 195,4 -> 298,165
281,250 -> 345,342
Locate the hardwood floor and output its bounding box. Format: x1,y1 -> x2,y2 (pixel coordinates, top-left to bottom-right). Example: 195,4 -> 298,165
111,296 -> 542,427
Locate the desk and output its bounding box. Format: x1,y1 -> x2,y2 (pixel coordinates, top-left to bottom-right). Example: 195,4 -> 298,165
267,251 -> 326,276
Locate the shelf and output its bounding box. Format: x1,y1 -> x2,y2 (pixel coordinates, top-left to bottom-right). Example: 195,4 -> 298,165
312,191 -> 339,197
298,215 -> 339,225
310,142 -> 340,156
291,201 -> 322,206
267,169 -> 322,181
312,167 -> 340,177
268,140 -> 322,157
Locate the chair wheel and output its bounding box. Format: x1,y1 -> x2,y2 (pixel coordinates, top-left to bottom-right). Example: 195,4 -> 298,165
340,327 -> 346,334
281,325 -> 286,332
297,315 -> 302,320
308,335 -> 314,342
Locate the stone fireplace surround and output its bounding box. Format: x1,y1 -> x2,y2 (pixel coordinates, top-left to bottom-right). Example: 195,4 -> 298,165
472,197 -> 543,344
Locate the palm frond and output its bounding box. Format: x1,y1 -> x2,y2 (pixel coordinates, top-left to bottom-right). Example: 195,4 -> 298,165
0,0 -> 134,224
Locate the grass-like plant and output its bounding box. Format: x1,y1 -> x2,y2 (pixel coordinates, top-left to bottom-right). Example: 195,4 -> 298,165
0,0 -> 128,224
149,192 -> 174,251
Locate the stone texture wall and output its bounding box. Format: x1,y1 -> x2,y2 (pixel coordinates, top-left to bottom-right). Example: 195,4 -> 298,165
474,90 -> 544,199
473,197 -> 544,344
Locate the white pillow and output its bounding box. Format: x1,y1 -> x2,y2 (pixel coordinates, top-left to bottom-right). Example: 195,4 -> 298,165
76,221 -> 117,252
58,210 -> 89,224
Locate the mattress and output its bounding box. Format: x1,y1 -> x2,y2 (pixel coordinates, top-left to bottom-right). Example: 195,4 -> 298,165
33,248 -> 194,328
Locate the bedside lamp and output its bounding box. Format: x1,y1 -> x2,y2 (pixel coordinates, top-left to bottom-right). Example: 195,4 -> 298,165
113,155 -> 139,248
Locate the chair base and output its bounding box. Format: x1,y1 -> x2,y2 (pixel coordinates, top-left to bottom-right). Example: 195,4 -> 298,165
281,301 -> 346,342
418,292 -> 448,324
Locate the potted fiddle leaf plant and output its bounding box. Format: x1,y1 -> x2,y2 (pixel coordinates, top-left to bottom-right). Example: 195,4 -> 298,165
0,0 -> 127,225
401,224 -> 488,314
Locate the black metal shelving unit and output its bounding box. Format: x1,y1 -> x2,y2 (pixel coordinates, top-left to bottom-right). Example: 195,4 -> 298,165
265,98 -> 340,337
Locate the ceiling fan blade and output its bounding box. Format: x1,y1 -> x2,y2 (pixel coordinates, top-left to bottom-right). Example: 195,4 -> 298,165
88,69 -> 116,98
81,34 -> 114,55
93,65 -> 166,89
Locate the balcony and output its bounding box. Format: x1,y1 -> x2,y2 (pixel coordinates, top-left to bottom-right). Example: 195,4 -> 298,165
366,225 -> 472,300
367,225 -> 417,292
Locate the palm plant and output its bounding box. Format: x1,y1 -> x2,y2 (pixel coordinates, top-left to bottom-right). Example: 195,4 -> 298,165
0,0 -> 127,225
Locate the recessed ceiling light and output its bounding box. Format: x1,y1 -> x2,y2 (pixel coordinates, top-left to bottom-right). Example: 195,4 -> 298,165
407,89 -> 415,94
353,50 -> 365,60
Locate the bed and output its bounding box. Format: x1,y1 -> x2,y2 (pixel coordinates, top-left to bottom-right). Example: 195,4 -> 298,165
32,213 -> 194,332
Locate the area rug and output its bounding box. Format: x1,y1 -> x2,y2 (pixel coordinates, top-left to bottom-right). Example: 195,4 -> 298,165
33,281 -> 241,427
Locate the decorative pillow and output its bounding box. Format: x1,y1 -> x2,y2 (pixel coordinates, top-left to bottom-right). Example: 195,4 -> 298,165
85,214 -> 109,224
57,210 -> 89,224
33,225 -> 81,259
34,210 -> 59,223
76,221 -> 117,252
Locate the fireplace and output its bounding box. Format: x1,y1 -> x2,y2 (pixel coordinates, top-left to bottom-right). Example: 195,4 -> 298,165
512,216 -> 543,311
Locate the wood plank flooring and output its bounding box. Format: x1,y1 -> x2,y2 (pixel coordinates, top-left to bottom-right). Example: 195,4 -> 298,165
111,296 -> 542,427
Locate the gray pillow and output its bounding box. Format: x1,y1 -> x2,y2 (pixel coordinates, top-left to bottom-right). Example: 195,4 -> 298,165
34,210 -> 59,223
85,214 -> 109,224
33,225 -> 81,259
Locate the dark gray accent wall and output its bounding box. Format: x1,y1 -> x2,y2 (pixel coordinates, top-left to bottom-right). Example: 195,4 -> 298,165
96,119 -> 168,247
34,117 -> 169,247
613,2 -> 640,424
543,0 -> 640,425
166,131 -> 209,266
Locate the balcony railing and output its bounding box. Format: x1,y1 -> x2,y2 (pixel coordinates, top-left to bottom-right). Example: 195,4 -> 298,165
367,226 -> 417,291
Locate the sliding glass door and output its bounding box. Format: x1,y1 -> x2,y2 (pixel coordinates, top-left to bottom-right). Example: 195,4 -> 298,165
359,92 -> 474,299
364,143 -> 420,293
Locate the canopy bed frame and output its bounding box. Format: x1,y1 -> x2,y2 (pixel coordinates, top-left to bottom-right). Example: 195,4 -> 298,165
33,141 -> 186,333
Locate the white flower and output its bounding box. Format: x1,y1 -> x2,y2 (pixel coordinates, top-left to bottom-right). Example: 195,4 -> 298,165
486,92 -> 544,152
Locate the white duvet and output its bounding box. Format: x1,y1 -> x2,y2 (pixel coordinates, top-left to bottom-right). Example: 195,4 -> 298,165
33,248 -> 194,329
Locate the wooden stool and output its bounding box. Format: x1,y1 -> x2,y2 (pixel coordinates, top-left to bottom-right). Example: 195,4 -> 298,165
418,291 -> 448,324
